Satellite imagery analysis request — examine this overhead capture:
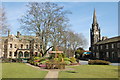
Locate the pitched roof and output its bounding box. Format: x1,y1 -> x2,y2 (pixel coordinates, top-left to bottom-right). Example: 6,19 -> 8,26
96,36 -> 120,45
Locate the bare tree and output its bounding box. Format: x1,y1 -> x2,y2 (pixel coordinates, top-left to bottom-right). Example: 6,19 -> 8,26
19,2 -> 71,56
0,6 -> 9,35
61,30 -> 87,57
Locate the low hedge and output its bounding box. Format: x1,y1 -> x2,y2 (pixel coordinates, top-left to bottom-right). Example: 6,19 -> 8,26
88,60 -> 110,65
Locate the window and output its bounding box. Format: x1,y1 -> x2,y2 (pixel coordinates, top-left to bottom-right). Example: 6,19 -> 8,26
117,43 -> 120,48
96,52 -> 99,58
14,52 -> 17,56
97,46 -> 99,50
10,44 -> 12,48
21,44 -> 23,49
106,44 -> 108,49
106,52 -> 109,57
112,52 -> 115,59
14,44 -> 17,48
100,45 -> 102,49
40,45 -> 42,49
118,50 -> 120,57
29,44 -> 31,49
26,45 -> 29,49
112,44 -> 114,48
9,52 -> 12,56
35,44 -> 38,48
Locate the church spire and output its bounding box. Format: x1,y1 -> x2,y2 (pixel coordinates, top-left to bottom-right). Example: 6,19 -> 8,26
93,8 -> 97,24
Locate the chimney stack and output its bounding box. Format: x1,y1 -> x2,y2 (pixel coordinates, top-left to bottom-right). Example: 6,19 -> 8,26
17,31 -> 20,38
8,30 -> 10,37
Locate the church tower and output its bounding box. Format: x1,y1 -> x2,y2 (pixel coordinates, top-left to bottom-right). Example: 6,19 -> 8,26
90,9 -> 101,46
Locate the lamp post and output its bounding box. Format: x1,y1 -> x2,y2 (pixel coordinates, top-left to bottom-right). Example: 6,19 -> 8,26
68,44 -> 70,58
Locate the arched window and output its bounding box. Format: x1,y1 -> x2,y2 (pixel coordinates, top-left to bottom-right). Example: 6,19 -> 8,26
18,51 -> 23,58
21,44 -> 23,49
26,45 -> 29,49
24,51 -> 29,58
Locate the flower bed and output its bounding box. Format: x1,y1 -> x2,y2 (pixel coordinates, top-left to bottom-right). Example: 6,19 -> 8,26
46,62 -> 66,69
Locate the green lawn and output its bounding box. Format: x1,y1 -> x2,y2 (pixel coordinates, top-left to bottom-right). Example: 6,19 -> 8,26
59,65 -> 118,78
2,63 -> 48,78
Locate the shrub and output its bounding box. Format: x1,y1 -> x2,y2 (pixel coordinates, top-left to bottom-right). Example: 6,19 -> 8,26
34,57 -> 40,60
64,61 -> 71,65
33,62 -> 39,66
2,58 -> 12,63
88,60 -> 110,65
40,60 -> 49,64
70,57 -> 76,63
64,58 -> 70,61
54,58 -> 59,62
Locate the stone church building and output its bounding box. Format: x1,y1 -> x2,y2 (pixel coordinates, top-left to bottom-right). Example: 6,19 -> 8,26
90,9 -> 120,62
0,31 -> 42,59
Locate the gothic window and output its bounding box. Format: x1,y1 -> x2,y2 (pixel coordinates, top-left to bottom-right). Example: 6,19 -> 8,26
10,44 -> 12,48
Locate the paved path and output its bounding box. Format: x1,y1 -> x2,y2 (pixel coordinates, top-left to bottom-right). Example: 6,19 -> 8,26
26,63 -> 75,80
26,63 -> 59,80
79,60 -> 88,65
110,63 -> 120,66
44,70 -> 58,80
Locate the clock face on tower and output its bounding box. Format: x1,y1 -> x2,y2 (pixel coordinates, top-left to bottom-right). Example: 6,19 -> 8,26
95,32 -> 99,35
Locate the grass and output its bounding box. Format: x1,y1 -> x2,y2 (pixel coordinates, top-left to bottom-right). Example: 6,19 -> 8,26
2,63 -> 48,78
59,65 -> 118,78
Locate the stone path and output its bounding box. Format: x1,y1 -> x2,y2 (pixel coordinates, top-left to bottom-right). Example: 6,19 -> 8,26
26,63 -> 75,80
44,70 -> 58,80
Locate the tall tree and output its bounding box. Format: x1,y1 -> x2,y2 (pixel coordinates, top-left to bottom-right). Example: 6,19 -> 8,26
0,6 -> 9,35
19,2 -> 71,56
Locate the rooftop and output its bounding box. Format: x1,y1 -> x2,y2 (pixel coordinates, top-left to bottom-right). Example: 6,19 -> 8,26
96,36 -> 120,45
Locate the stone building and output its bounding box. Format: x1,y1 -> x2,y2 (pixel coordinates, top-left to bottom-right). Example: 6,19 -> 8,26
90,9 -> 120,62
0,31 -> 42,59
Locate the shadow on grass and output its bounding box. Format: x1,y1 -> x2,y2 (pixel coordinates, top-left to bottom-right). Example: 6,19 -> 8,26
65,71 -> 79,73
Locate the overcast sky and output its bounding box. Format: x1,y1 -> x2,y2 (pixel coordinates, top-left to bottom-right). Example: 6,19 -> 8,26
2,2 -> 118,50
